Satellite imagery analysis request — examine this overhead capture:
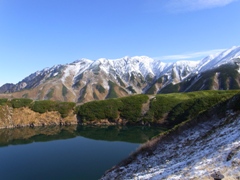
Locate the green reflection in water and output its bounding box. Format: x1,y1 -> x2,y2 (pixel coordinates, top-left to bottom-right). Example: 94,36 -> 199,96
0,125 -> 165,147
0,125 -> 165,180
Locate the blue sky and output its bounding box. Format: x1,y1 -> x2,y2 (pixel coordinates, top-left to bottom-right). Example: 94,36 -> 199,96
0,0 -> 240,86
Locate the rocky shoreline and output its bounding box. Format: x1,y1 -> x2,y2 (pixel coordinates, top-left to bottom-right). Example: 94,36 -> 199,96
0,104 -> 152,129
0,105 -> 78,129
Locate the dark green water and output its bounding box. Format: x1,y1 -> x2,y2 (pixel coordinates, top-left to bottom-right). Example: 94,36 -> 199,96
0,125 -> 164,180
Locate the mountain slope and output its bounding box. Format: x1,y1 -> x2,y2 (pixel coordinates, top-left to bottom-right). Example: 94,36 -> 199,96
101,93 -> 240,180
0,46 -> 240,102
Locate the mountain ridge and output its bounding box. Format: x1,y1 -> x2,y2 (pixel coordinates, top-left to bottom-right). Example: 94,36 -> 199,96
0,46 -> 240,102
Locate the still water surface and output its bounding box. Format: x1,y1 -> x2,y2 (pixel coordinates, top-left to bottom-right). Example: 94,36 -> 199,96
0,125 -> 163,180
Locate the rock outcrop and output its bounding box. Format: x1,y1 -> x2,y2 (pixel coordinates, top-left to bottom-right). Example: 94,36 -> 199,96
0,105 -> 77,129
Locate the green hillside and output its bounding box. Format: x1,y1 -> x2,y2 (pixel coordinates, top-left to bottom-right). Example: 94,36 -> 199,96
0,90 -> 239,128
75,90 -> 239,126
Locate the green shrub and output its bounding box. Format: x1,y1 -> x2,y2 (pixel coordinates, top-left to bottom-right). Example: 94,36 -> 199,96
0,98 -> 8,106
76,99 -> 122,121
159,83 -> 180,93
75,91 -> 237,124
30,100 -> 76,118
157,77 -> 163,83
56,102 -> 76,118
78,85 -> 87,103
106,81 -> 118,99
145,85 -> 156,94
10,98 -> 33,108
166,93 -> 236,125
119,87 -> 128,94
46,88 -> 54,99
30,100 -> 57,113
93,92 -> 99,100
75,94 -> 148,123
148,95 -> 182,121
62,85 -> 68,97
117,75 -> 125,87
148,90 -> 237,123
118,95 -> 148,122
96,84 -> 106,93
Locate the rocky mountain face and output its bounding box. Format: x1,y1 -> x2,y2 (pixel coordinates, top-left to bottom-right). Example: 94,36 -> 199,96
0,46 -> 240,103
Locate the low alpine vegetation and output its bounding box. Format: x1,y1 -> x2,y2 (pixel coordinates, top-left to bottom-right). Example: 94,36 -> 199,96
0,90 -> 239,126
0,98 -> 76,118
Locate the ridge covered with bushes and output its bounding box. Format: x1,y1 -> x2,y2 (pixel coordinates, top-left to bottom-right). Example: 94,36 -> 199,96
0,90 -> 239,128
75,90 -> 239,126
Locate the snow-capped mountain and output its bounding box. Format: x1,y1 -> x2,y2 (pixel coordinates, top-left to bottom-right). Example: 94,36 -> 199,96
0,46 -> 240,102
195,46 -> 240,74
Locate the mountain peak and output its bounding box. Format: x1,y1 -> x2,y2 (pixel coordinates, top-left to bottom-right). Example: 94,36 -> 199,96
1,46 -> 240,102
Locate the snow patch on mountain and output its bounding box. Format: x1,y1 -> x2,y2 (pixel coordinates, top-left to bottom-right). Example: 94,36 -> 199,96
72,59 -> 93,83
11,46 -> 240,87
109,56 -> 155,79
1,46 -> 240,95
196,46 -> 240,74
61,63 -> 80,83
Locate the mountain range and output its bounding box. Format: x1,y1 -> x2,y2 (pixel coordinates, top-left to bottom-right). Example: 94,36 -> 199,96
1,46 -> 240,103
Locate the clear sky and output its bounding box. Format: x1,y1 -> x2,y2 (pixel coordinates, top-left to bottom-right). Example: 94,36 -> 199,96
0,0 -> 240,86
